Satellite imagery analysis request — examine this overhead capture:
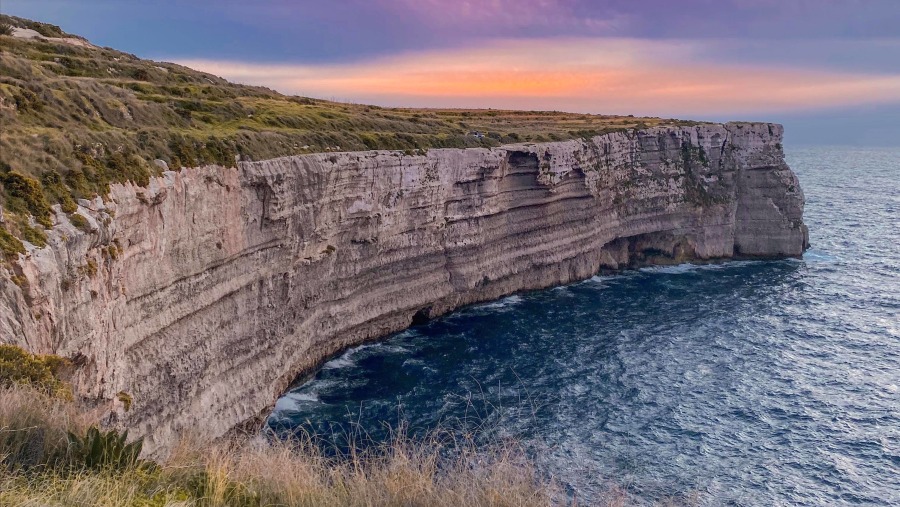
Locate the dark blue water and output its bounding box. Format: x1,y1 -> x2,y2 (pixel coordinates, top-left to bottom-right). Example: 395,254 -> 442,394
269,147 -> 900,506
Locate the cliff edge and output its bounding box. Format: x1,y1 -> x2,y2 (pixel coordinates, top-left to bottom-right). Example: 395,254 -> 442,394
0,123 -> 807,455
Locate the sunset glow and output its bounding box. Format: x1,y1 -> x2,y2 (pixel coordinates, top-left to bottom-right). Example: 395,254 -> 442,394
180,38 -> 900,116
5,0 -> 900,141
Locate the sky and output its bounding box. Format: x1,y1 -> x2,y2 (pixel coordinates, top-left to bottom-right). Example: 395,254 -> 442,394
4,0 -> 900,146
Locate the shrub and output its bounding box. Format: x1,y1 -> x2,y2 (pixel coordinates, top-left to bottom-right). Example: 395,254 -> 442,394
41,171 -> 77,213
12,88 -> 43,113
0,345 -> 70,397
0,226 -> 25,260
80,258 -> 98,277
131,68 -> 151,81
1,171 -> 53,227
106,151 -> 151,187
66,427 -> 146,472
69,212 -> 91,232
115,391 -> 133,412
0,23 -> 13,36
19,222 -> 47,247
25,20 -> 65,38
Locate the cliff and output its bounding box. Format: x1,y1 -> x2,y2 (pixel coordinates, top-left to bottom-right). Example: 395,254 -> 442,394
0,123 -> 807,456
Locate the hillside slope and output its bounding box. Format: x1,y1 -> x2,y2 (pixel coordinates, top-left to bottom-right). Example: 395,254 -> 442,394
0,15 -> 695,252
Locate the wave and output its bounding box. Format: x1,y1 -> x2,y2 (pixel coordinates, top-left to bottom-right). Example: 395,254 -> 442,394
323,342 -> 410,370
273,391 -> 320,411
476,294 -> 524,310
323,353 -> 358,370
638,260 -> 758,275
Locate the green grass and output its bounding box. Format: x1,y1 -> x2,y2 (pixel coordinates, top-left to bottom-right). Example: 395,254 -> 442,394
0,14 -> 704,251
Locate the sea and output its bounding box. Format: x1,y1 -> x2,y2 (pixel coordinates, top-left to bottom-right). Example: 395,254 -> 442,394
269,146 -> 899,506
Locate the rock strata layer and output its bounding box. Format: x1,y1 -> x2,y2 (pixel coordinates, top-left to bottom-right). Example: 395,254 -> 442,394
0,123 -> 808,455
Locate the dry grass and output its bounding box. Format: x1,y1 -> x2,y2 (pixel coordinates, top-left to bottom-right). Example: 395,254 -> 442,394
0,382 -> 706,507
0,383 -> 561,506
0,385 -> 91,470
175,434 -> 557,507
0,347 -> 705,507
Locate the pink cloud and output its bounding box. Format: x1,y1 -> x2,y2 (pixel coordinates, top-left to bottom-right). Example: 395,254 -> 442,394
178,38 -> 900,117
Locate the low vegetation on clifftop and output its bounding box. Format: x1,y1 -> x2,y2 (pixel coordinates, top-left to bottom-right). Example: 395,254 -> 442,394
0,14 -> 701,255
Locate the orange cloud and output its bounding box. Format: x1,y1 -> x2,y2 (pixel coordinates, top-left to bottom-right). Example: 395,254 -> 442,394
177,38 -> 900,117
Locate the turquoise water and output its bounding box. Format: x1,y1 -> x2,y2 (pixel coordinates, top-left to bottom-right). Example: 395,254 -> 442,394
269,147 -> 900,505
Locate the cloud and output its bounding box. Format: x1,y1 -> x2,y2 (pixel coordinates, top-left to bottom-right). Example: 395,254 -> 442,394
6,1 -> 898,68
375,0 -> 624,31
177,37 -> 900,117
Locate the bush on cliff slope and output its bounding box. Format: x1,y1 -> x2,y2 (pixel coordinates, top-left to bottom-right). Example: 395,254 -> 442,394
0,227 -> 26,259
0,344 -> 71,397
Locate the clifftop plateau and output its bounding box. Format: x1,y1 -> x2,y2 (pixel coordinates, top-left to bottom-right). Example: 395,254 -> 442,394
0,13 -> 698,252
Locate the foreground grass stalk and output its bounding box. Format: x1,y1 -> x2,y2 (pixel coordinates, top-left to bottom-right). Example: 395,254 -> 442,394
1,383 -> 562,506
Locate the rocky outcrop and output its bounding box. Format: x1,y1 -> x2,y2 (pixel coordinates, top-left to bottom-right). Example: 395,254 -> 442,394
0,123 -> 807,456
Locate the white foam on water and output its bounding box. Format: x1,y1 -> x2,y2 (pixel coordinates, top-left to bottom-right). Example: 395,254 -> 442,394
323,353 -> 357,370
288,392 -> 320,403
393,329 -> 419,340
273,391 -> 320,411
478,294 -> 524,310
322,341 -> 411,371
803,249 -> 839,263
549,285 -> 577,298
639,260 -> 759,275
584,276 -> 610,287
642,263 -> 697,274
323,343 -> 376,370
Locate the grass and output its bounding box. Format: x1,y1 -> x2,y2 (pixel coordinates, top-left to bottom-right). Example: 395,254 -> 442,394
0,386 -> 560,506
0,345 -> 559,506
0,345 -> 700,506
0,14 -> 702,252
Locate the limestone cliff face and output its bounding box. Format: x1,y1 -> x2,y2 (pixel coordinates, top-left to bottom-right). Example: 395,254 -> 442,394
0,123 -> 807,455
